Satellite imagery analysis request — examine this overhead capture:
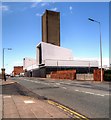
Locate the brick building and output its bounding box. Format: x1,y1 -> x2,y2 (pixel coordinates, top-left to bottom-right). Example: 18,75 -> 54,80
13,66 -> 24,76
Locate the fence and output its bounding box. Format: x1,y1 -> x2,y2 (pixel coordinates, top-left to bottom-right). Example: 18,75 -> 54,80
76,74 -> 93,81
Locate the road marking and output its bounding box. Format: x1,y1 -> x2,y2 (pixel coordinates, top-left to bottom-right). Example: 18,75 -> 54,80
67,83 -> 71,84
83,91 -> 95,95
61,87 -> 67,89
56,83 -> 60,85
23,79 -> 50,85
47,100 -> 89,120
105,94 -> 110,96
75,89 -> 105,97
96,94 -> 104,97
75,89 -> 79,91
22,79 -> 108,97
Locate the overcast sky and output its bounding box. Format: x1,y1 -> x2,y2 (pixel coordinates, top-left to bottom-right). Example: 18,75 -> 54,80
1,2 -> 109,74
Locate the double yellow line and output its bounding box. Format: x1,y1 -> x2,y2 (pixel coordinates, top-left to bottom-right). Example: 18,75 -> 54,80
48,100 -> 89,120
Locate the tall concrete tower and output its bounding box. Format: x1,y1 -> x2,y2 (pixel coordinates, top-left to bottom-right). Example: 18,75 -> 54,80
42,10 -> 60,46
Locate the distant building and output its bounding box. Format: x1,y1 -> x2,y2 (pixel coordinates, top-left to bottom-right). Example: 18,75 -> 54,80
23,57 -> 36,71
12,66 -> 24,76
42,10 -> 60,46
23,10 -> 99,78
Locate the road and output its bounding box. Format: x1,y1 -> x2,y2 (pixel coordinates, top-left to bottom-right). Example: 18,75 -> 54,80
10,77 -> 110,119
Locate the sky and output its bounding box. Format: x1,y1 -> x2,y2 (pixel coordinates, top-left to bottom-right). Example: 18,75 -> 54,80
1,2 -> 109,74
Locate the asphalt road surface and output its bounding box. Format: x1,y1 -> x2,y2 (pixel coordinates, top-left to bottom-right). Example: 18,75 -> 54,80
10,77 -> 110,119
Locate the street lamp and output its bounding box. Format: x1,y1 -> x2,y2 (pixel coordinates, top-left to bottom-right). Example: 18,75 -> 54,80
88,18 -> 103,82
1,48 -> 12,80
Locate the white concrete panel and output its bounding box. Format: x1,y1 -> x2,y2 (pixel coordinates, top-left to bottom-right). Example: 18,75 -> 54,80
41,42 -> 74,61
26,64 -> 39,71
44,59 -> 98,67
23,57 -> 36,70
36,42 -> 98,67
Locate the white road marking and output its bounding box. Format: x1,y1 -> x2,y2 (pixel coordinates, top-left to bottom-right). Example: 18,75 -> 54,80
96,94 -> 105,97
104,94 -> 110,96
84,91 -> 95,95
67,83 -> 71,84
56,83 -> 60,85
22,79 -> 109,97
61,87 -> 67,89
75,89 -> 79,91
23,79 -> 50,85
75,89 -> 105,97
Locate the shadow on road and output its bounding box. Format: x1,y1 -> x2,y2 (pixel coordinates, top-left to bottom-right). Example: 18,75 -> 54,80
2,81 -> 48,100
2,82 -> 28,96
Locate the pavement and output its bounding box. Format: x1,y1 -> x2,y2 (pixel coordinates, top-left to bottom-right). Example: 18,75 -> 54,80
1,79 -> 71,119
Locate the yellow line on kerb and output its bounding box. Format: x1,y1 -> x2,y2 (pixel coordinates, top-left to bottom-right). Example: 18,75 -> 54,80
48,100 -> 89,120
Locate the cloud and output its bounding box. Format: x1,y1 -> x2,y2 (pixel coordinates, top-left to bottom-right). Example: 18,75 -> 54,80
36,13 -> 42,17
50,7 -> 57,11
31,2 -> 49,8
69,6 -> 72,13
31,2 -> 38,8
41,2 -> 49,7
22,7 -> 27,11
69,6 -> 72,10
0,5 -> 9,11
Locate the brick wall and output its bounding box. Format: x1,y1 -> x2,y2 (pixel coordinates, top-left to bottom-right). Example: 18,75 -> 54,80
13,66 -> 24,76
93,69 -> 104,81
50,70 -> 76,80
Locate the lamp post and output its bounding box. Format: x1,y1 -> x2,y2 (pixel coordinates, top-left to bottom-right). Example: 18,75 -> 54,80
1,48 -> 12,80
88,18 -> 103,82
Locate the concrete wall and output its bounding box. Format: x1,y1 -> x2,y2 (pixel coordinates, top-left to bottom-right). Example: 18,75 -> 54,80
25,67 -> 46,78
76,74 -> 94,80
44,59 -> 98,67
23,57 -> 36,70
36,42 -> 73,65
42,12 -> 47,43
42,10 -> 60,46
36,42 -> 98,68
32,68 -> 46,78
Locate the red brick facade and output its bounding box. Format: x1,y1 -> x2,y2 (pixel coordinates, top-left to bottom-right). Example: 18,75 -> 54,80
13,66 -> 24,76
93,69 -> 104,81
50,70 -> 76,80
